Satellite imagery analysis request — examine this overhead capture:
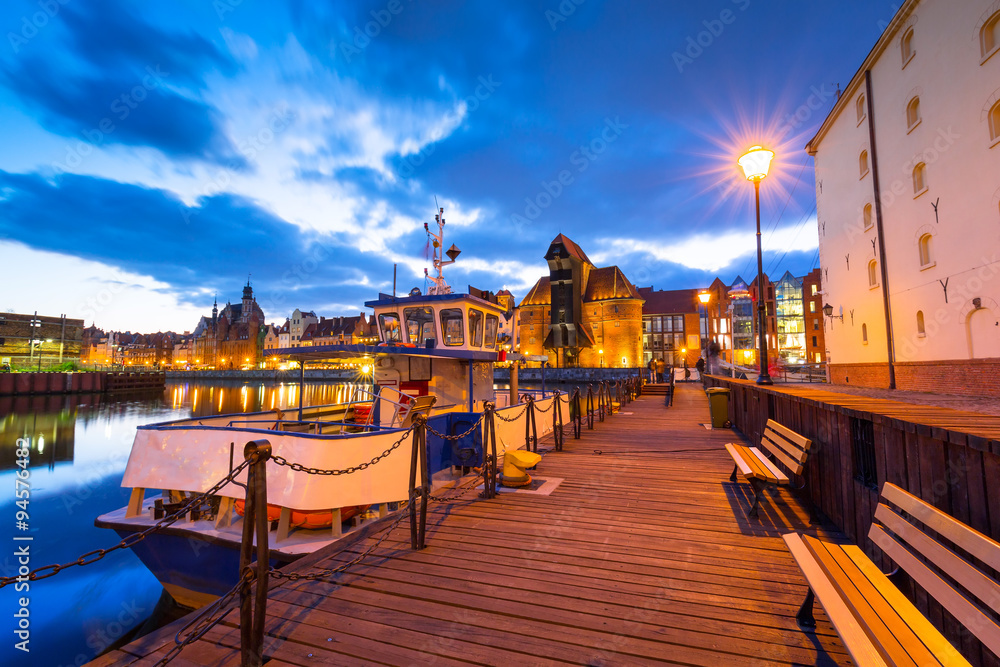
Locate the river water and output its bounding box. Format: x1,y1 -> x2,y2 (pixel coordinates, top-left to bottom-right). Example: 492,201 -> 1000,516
0,380 -> 366,667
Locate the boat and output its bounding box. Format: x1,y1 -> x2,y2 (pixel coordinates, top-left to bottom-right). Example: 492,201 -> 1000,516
96,209 -> 566,609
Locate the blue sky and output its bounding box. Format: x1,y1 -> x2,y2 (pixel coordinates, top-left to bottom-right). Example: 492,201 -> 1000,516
0,0 -> 894,332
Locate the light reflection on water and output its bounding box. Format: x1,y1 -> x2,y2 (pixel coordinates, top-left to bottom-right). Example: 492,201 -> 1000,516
0,380 -> 363,667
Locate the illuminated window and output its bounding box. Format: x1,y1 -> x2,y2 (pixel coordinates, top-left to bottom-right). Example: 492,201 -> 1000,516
440,309 -> 464,346
403,307 -> 435,345
912,162 -> 927,194
863,203 -> 873,230
811,284 -> 818,296
857,94 -> 866,124
468,309 -> 484,347
901,28 -> 915,65
484,315 -> 499,348
810,302 -> 816,313
859,150 -> 870,178
918,234 -> 933,267
906,97 -> 920,130
862,323 -> 869,344
982,10 -> 1000,60
868,260 -> 878,287
916,310 -> 925,337
378,313 -> 402,343
990,100 -> 1000,142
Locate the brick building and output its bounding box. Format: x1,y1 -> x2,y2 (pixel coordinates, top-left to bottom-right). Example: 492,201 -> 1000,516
0,312 -> 83,369
636,287 -> 702,368
518,235 -> 643,368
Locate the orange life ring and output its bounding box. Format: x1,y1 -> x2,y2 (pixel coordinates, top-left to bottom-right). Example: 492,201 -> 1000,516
234,500 -> 367,530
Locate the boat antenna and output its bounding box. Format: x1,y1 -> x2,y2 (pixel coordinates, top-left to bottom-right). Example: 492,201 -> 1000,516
423,202 -> 461,295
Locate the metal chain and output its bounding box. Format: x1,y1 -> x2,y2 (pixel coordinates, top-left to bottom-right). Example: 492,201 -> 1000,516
272,426 -> 413,476
154,569 -> 251,666
493,406 -> 528,423
533,395 -> 561,413
270,510 -> 408,583
424,414 -> 484,441
428,475 -> 482,502
0,460 -> 251,588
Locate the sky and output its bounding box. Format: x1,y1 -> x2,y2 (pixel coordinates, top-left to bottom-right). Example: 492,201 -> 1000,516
0,0 -> 896,333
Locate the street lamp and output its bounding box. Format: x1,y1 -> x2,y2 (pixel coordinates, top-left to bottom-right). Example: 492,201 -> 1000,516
822,303 -> 843,322
599,348 -> 604,367
739,145 -> 775,385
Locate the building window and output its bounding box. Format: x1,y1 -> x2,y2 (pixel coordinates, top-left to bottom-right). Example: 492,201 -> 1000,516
857,94 -> 866,124
812,335 -> 818,347
811,284 -> 818,296
863,203 -> 873,230
982,10 -> 1000,61
990,100 -> 1000,143
868,260 -> 879,287
809,302 -> 816,313
906,97 -> 920,131
918,233 -> 934,268
901,27 -> 915,66
859,150 -> 870,178
916,310 -> 926,337
862,323 -> 869,344
912,162 -> 927,195
813,318 -> 819,331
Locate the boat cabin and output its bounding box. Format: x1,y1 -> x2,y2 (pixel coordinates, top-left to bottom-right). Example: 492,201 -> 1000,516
367,289 -> 507,353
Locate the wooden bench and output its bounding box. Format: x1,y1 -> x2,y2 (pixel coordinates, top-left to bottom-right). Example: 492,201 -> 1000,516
724,419 -> 812,518
783,482 -> 1000,666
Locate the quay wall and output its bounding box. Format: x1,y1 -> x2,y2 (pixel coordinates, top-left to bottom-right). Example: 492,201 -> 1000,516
0,371 -> 164,395
706,375 -> 1000,664
166,368 -> 643,384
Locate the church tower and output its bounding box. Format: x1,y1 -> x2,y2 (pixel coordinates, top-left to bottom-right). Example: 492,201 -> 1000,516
241,279 -> 253,324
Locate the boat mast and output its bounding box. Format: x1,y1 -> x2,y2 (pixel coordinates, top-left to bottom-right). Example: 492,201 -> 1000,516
424,206 -> 461,295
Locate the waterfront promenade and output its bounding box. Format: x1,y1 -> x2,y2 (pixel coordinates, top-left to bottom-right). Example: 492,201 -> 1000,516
93,384 -> 849,665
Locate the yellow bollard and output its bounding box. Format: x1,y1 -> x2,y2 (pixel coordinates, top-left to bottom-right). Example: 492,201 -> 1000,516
500,450 -> 542,488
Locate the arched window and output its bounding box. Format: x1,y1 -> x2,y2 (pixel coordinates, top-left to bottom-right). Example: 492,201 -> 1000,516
982,10 -> 1000,60
913,162 -> 927,194
990,100 -> 1000,143
916,310 -> 925,336
901,27 -> 915,65
860,150 -> 870,178
918,233 -> 933,267
862,323 -> 869,344
868,259 -> 878,287
857,94 -> 866,124
863,203 -> 873,229
906,97 -> 921,130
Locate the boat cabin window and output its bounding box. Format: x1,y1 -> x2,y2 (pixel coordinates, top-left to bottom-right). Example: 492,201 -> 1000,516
379,313 -> 403,344
404,307 -> 436,345
469,309 -> 484,347
440,308 -> 464,346
485,314 -> 499,348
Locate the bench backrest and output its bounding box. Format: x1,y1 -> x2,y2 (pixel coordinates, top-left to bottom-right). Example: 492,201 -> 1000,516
759,419 -> 812,476
870,482 -> 1000,657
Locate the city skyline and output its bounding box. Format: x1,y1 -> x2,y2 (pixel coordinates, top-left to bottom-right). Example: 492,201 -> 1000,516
0,1 -> 892,332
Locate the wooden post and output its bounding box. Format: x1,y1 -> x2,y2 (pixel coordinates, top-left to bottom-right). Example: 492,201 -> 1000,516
330,508 -> 342,537
125,488 -> 145,518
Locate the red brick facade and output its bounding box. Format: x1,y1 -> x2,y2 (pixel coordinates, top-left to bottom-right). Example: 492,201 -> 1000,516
830,359 -> 1000,398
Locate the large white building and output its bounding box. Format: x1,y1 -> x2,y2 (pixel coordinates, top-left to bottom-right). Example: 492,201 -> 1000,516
808,0 -> 1000,396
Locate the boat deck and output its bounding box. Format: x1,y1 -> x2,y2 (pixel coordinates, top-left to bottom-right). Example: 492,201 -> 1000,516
92,383 -> 851,665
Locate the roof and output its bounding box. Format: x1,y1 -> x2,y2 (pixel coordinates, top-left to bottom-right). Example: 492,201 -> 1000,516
584,267 -> 641,301
805,0 -> 918,155
519,277 -> 551,306
545,234 -> 593,265
637,287 -> 699,315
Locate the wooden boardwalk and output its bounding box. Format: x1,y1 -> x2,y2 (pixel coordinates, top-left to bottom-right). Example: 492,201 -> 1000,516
94,384 -> 851,666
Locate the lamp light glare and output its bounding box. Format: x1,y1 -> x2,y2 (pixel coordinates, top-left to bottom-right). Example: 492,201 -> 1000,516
738,145 -> 774,182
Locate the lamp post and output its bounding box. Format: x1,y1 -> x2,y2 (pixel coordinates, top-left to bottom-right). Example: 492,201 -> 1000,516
739,145 -> 775,385
599,348 -> 604,368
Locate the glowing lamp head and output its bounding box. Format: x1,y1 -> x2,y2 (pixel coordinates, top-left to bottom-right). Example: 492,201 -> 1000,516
697,291 -> 711,304
738,145 -> 774,182
361,364 -> 372,374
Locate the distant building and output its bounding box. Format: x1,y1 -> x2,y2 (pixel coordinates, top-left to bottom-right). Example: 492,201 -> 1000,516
518,234 -> 643,367
0,312 -> 83,369
289,308 -> 318,347
636,287 -> 702,368
191,281 -> 265,368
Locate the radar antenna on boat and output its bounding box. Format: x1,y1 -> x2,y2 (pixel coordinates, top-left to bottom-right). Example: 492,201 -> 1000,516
423,205 -> 461,295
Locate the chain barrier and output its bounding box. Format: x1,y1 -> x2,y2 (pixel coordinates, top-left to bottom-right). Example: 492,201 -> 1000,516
572,388 -> 582,439
270,510 -> 408,584
271,425 -> 413,476
424,413 -> 485,440
155,570 -> 251,666
493,405 -> 528,423
0,460 -> 250,588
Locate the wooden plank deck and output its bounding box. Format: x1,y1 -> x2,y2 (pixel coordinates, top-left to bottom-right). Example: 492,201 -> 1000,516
95,383 -> 851,666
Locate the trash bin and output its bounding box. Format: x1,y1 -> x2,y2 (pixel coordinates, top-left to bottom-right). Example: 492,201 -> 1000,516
706,387 -> 731,428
